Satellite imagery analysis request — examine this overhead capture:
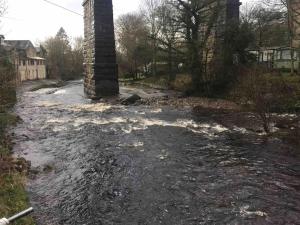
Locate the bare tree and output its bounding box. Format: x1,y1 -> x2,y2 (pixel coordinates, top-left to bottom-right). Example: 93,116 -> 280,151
44,28 -> 74,80
0,0 -> 7,30
0,0 -> 6,16
156,0 -> 181,82
264,0 -> 300,74
71,37 -> 84,79
170,0 -> 223,93
141,0 -> 163,77
116,13 -> 151,79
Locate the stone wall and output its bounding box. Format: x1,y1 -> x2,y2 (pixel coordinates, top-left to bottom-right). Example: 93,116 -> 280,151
204,0 -> 241,64
83,0 -> 119,99
291,1 -> 300,48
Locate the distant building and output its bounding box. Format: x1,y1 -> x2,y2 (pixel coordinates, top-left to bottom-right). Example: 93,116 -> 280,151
0,36 -> 47,82
249,46 -> 300,71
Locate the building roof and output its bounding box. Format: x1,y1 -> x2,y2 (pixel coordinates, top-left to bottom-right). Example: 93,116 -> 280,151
4,40 -> 34,50
28,56 -> 45,60
247,46 -> 288,51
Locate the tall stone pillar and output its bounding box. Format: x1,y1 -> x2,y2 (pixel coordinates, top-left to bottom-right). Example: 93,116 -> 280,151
290,1 -> 300,48
83,0 -> 119,99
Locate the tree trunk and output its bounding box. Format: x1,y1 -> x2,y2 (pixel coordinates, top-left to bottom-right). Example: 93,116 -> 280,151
134,59 -> 138,80
191,49 -> 202,92
288,0 -> 295,75
168,45 -> 174,83
298,49 -> 300,75
152,39 -> 157,77
291,47 -> 295,75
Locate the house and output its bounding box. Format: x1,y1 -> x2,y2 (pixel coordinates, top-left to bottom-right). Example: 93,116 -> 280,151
0,35 -> 47,82
249,47 -> 300,71
274,47 -> 300,70
247,3 -> 300,72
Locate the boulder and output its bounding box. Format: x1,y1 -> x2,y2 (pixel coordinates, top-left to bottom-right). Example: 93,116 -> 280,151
121,94 -> 141,105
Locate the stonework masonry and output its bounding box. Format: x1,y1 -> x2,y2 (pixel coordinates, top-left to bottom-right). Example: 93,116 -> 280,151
83,0 -> 119,99
291,1 -> 300,48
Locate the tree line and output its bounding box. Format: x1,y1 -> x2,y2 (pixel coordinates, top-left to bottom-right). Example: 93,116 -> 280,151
43,28 -> 84,81
116,0 -> 299,95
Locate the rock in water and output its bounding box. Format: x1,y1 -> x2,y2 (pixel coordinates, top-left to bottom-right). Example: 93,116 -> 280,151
121,94 -> 141,105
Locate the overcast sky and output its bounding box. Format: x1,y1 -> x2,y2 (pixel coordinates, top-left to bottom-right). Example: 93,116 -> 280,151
1,0 -> 253,44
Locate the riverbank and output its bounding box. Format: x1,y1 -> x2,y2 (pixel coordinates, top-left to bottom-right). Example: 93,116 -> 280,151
129,74 -> 300,149
141,94 -> 300,149
0,113 -> 34,224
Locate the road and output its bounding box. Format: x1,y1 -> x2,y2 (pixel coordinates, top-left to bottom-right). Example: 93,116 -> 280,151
13,81 -> 300,225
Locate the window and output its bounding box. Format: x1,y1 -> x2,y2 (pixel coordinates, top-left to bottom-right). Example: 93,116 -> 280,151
275,51 -> 281,60
282,50 -> 291,60
23,60 -> 26,66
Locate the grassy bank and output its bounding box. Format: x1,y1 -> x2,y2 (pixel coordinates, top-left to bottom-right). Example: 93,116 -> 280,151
0,173 -> 34,225
134,74 -> 192,92
0,113 -> 34,224
0,51 -> 34,224
29,80 -> 66,92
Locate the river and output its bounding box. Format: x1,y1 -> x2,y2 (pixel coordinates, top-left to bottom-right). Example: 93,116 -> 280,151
13,81 -> 300,225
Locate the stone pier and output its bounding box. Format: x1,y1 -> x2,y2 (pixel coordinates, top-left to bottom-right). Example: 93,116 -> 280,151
83,0 -> 119,99
291,1 -> 300,48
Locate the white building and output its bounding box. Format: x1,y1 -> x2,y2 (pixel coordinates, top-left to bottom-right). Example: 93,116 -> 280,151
0,35 -> 47,82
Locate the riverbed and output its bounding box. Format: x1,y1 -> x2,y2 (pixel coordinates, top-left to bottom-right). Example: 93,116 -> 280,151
13,80 -> 300,225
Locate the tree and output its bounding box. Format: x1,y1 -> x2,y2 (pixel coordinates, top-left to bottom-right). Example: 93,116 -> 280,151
0,0 -> 7,30
171,0 -> 224,93
116,13 -> 151,79
70,37 -> 84,79
156,0 -> 181,82
240,3 -> 288,48
253,6 -> 286,47
44,28 -> 73,80
264,0 -> 300,74
0,48 -> 16,111
141,0 -> 163,77
0,0 -> 5,15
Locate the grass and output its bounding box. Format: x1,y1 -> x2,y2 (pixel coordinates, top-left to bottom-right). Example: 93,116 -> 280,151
0,112 -> 35,225
0,174 -> 35,225
0,87 -> 17,112
140,75 -> 170,88
265,73 -> 300,112
136,74 -> 193,92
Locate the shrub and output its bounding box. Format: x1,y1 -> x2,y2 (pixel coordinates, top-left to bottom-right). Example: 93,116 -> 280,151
0,51 -> 16,112
233,66 -> 297,133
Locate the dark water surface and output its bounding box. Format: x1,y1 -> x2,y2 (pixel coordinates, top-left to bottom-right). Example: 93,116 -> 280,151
13,81 -> 300,225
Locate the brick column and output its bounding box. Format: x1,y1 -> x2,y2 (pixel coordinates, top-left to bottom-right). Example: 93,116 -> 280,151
83,0 -> 119,99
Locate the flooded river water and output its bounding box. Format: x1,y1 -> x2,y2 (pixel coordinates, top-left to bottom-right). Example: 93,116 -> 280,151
13,81 -> 300,225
